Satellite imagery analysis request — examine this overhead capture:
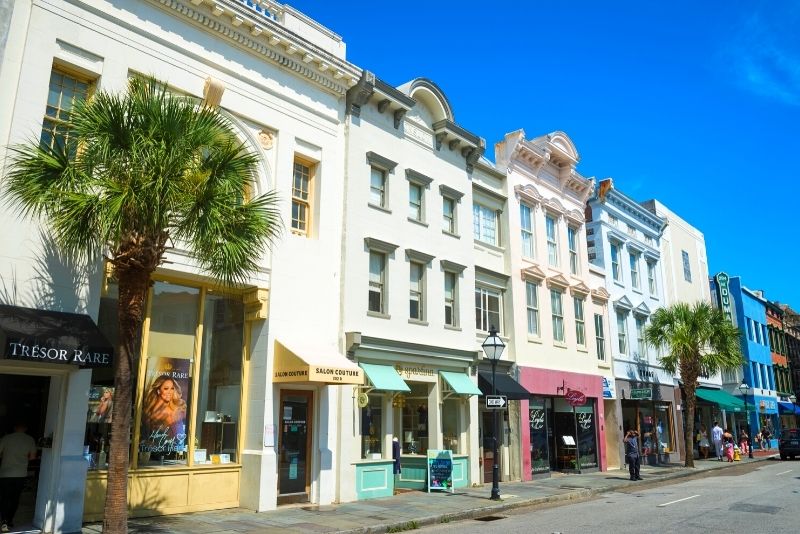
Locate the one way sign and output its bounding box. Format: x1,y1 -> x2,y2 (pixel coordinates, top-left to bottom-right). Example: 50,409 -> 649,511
485,395 -> 507,409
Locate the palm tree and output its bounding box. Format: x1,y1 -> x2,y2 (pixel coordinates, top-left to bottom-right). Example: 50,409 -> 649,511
3,77 -> 281,532
644,301 -> 743,468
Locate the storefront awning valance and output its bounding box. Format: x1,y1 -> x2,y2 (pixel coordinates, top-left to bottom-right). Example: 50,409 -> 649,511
359,362 -> 410,392
478,371 -> 530,400
273,340 -> 363,384
440,371 -> 481,396
778,401 -> 800,415
0,304 -> 113,368
695,388 -> 749,412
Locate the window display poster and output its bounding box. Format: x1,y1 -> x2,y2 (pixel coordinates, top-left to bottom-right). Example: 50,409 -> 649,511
88,386 -> 114,424
576,406 -> 598,469
139,356 -> 191,455
427,449 -> 454,493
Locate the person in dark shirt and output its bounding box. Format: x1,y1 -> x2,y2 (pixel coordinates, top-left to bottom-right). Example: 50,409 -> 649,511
624,430 -> 641,481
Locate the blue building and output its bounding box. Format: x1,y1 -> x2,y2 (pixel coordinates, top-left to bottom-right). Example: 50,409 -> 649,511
710,273 -> 779,448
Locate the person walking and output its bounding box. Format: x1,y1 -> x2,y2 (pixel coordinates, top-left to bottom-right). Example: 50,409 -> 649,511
624,429 -> 641,481
0,422 -> 38,532
711,421 -> 724,461
761,426 -> 771,451
696,424 -> 710,459
739,427 -> 749,456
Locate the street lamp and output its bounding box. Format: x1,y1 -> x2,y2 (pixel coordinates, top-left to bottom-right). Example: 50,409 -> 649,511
790,395 -> 798,428
739,382 -> 754,459
482,325 -> 505,501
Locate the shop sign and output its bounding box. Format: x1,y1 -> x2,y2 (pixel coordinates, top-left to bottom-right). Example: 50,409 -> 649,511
630,388 -> 652,400
714,272 -> 734,325
6,341 -> 112,367
602,376 -> 616,399
565,389 -> 587,407
394,364 -> 438,383
426,449 -> 454,493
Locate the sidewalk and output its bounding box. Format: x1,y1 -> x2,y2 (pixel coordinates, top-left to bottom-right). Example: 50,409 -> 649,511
82,454 -> 778,534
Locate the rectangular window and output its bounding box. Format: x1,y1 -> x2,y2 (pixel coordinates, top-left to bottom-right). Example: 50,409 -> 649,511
617,311 -> 628,354
526,281 -> 540,336
551,289 -> 564,343
609,215 -> 619,227
630,253 -> 640,290
401,383 -> 430,454
475,286 -> 501,332
361,394 -> 383,458
409,182 -> 423,222
41,69 -> 91,155
681,250 -> 692,282
444,272 -> 458,327
291,160 -> 312,235
370,167 -> 387,208
520,204 -> 534,258
473,203 -> 498,245
442,398 -> 461,454
443,196 -> 456,234
368,251 -> 386,313
762,324 -> 769,346
610,243 -> 621,282
409,262 -> 425,321
568,226 -> 579,275
574,297 -> 586,346
546,216 -> 558,266
635,316 -> 646,359
647,262 -> 657,295
595,314 -> 606,361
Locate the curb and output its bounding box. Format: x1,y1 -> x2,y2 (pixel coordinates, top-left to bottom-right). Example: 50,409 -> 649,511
338,455 -> 777,533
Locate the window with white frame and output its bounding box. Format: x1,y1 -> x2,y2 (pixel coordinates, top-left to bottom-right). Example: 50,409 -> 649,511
444,271 -> 458,327
526,281 -> 540,336
370,167 -> 387,208
41,69 -> 92,155
520,203 -> 534,258
681,250 -> 692,282
409,182 -> 423,222
574,297 -> 586,346
409,262 -> 425,321
551,289 -> 565,343
291,159 -> 314,236
443,196 -> 456,234
475,286 -> 501,332
595,314 -> 606,361
647,261 -> 657,295
617,311 -> 628,354
630,252 -> 640,290
635,316 -> 646,359
568,226 -> 579,275
610,243 -> 621,282
368,251 -> 386,314
473,203 -> 499,246
546,215 -> 558,266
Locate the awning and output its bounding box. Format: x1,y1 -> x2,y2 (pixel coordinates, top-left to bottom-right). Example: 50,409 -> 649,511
273,340 -> 363,384
778,401 -> 800,415
0,304 -> 113,368
695,388 -> 749,412
478,371 -> 530,400
360,363 -> 410,392
440,371 -> 482,396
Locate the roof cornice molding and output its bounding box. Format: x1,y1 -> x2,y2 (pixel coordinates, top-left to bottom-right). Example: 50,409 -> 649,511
605,189 -> 665,233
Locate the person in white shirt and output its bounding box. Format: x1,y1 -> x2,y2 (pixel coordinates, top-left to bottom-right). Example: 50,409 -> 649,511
0,422 -> 38,532
711,421 -> 724,461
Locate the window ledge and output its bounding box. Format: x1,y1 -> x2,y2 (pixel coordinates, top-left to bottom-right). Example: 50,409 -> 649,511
408,318 -> 429,326
442,230 -> 461,239
577,347 -> 589,353
368,203 -> 392,214
444,325 -> 462,331
553,341 -> 567,349
407,217 -> 428,227
367,311 -> 391,320
597,360 -> 611,368
632,288 -> 643,295
527,335 -> 542,344
612,280 -> 625,288
474,240 -> 505,253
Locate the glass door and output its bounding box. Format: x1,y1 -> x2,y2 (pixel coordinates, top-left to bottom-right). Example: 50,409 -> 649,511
529,398 -> 550,476
278,390 -> 313,504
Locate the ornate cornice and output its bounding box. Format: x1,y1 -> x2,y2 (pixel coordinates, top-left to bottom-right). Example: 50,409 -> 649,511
591,287 -> 611,301
514,184 -> 543,205
521,264 -> 547,281
570,282 -> 591,296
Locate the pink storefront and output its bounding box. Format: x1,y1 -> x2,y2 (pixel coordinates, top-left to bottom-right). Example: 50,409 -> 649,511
519,367 -> 607,480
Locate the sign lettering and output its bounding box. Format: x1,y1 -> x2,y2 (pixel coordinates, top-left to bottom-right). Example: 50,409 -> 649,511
6,341 -> 111,367
565,389 -> 587,407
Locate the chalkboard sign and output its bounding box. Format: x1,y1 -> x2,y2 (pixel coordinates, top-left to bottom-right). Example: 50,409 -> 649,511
426,449 -> 454,493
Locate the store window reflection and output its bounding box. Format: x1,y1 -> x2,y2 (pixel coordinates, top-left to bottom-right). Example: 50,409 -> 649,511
361,394 -> 383,458
397,383 -> 429,454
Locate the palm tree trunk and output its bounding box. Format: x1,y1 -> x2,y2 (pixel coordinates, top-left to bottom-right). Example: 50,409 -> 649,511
683,382 -> 697,468
103,270 -> 150,533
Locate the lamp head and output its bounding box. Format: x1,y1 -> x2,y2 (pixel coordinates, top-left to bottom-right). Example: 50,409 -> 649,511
790,394 -> 797,404
738,382 -> 749,394
481,325 -> 505,361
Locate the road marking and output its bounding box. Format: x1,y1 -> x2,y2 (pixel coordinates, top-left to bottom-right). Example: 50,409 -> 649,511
657,495 -> 700,507
776,469 -> 793,476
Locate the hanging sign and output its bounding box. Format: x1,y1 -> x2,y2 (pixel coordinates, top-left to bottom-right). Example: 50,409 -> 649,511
427,449 -> 454,493
565,389 -> 587,407
630,388 -> 653,400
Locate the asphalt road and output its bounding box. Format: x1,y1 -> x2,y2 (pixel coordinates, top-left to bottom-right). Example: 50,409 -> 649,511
421,460 -> 799,534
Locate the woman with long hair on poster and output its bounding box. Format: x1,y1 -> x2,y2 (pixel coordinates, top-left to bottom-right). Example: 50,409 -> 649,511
143,375 -> 187,440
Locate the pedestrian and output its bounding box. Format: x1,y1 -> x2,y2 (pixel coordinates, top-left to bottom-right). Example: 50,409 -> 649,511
739,427 -> 749,456
761,426 -> 771,451
723,430 -> 735,462
711,421 -> 724,461
696,424 -> 710,459
624,429 -> 641,481
0,421 -> 38,532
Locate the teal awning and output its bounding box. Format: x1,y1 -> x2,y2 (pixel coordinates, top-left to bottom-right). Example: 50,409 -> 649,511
695,388 -> 750,412
359,363 -> 410,392
440,371 -> 482,396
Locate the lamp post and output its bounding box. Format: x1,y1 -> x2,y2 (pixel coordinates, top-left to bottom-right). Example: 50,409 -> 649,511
790,394 -> 798,429
482,325 -> 505,501
739,382 -> 754,459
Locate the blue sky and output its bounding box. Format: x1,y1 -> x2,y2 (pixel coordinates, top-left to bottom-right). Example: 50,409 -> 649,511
290,1 -> 800,309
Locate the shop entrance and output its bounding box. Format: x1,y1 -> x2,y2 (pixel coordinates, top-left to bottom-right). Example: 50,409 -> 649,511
0,373 -> 50,530
277,390 -> 313,504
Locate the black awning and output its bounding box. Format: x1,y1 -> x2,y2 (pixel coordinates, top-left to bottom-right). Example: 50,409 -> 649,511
0,304 -> 113,368
478,371 -> 530,400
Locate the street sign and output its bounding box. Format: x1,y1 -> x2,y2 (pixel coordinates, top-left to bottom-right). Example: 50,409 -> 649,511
565,389 -> 587,407
630,388 -> 652,400
485,395 -> 507,409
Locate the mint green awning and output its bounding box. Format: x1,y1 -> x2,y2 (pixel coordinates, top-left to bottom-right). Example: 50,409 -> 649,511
440,371 -> 482,396
695,388 -> 750,412
359,363 -> 410,392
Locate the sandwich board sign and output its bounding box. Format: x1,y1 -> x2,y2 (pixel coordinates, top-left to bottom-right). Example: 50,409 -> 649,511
427,449 -> 454,493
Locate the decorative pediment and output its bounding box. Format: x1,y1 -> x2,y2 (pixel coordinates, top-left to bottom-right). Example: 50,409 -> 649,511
613,295 -> 633,310
543,197 -> 566,215
633,302 -> 652,316
565,209 -> 584,226
546,273 -> 570,289
570,282 -> 591,296
626,241 -> 645,253
643,249 -> 660,261
514,184 -> 543,205
521,264 -> 547,281
591,287 -> 611,301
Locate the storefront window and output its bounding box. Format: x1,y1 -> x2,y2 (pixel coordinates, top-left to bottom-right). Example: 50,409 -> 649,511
576,402 -> 598,469
399,383 -> 429,454
529,399 -> 550,475
442,399 -> 460,454
195,292 -> 244,464
655,403 -> 673,453
361,394 -> 383,458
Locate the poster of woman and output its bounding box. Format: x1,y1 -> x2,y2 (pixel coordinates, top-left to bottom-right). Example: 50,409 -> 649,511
87,386 -> 114,424
139,356 -> 190,460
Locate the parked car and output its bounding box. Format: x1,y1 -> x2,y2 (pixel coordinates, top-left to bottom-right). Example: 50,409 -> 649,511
779,428 -> 800,460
